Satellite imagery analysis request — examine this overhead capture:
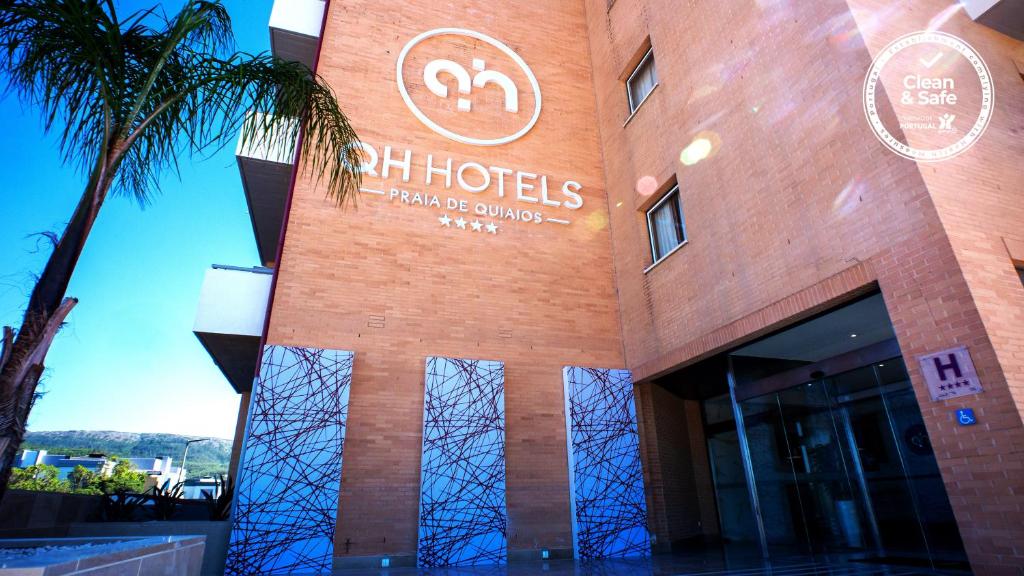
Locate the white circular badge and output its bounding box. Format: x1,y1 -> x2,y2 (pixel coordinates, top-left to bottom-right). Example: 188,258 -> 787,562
862,31 -> 993,162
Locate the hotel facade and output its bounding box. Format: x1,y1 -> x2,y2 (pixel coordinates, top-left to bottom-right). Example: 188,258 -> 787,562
191,0 -> 1024,573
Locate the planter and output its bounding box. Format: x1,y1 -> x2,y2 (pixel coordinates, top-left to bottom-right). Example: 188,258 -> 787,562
0,536 -> 204,575
67,521 -> 230,576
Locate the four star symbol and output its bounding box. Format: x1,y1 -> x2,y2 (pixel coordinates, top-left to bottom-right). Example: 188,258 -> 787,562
438,214 -> 498,235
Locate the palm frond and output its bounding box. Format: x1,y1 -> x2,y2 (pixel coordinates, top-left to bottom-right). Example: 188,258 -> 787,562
0,0 -> 361,206
196,54 -> 363,204
0,0 -> 119,177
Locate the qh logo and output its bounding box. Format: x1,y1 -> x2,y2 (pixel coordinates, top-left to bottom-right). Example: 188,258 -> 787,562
396,28 -> 542,147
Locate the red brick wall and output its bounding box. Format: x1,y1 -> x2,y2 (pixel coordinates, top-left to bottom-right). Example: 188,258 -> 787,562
635,382 -> 719,548
848,2 -> 1024,572
264,0 -> 1024,568
583,0 -> 936,373
583,0 -> 1024,572
268,0 -> 624,559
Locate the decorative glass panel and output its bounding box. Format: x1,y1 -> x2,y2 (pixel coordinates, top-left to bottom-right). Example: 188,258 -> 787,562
225,346 -> 353,575
563,366 -> 650,559
418,357 -> 508,567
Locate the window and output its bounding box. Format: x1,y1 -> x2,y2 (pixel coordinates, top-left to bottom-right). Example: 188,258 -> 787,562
646,185 -> 686,264
627,48 -> 657,113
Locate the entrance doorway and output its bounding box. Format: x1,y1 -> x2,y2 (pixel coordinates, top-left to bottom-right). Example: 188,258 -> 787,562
698,295 -> 967,568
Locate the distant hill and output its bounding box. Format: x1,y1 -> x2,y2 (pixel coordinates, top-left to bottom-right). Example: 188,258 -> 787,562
20,430 -> 232,478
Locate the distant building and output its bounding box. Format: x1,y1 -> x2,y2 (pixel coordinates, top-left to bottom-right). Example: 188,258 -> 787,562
181,476 -> 222,500
16,450 -> 185,489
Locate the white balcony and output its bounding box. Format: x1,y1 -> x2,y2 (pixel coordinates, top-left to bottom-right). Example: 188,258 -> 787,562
193,265 -> 273,393
961,0 -> 1023,40
269,0 -> 325,69
236,113 -> 298,267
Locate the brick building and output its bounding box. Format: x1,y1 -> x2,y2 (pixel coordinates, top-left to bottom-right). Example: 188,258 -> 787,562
192,0 -> 1024,573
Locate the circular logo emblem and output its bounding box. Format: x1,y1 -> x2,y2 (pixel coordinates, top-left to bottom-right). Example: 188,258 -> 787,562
904,423 -> 933,456
396,28 -> 542,147
863,31 -> 993,162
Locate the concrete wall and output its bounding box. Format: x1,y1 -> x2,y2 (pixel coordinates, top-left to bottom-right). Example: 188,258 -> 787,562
0,490 -> 101,535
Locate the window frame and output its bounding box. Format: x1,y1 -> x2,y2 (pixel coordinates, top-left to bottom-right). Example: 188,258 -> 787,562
626,47 -> 658,115
645,185 -> 687,270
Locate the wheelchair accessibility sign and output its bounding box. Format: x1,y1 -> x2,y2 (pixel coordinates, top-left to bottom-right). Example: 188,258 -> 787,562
956,408 -> 977,426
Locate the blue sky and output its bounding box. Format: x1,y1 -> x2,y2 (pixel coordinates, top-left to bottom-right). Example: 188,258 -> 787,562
0,0 -> 275,439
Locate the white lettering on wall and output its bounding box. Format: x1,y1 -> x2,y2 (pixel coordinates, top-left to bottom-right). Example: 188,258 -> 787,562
346,142 -> 379,177
355,142 -> 587,225
516,171 -> 539,204
426,154 -> 452,188
381,145 -> 412,182
562,181 -> 583,210
489,166 -> 512,198
457,162 -> 491,193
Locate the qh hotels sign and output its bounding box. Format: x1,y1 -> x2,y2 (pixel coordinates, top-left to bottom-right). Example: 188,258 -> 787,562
347,28 -> 583,234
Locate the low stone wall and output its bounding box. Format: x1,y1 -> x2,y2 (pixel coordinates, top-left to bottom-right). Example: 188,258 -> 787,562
0,491 -> 230,576
68,521 -> 230,576
0,535 -> 204,575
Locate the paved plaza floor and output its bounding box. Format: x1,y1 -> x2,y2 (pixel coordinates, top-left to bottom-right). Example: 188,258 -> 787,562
337,549 -> 971,576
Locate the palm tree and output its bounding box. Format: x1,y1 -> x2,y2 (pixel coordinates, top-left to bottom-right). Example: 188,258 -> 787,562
0,0 -> 362,498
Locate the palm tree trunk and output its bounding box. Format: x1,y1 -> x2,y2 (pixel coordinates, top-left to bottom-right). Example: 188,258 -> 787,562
0,171 -> 112,503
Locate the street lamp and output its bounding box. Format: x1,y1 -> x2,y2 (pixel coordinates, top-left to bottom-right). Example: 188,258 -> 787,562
177,438 -> 209,485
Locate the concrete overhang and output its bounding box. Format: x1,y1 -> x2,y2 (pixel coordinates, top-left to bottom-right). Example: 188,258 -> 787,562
269,0 -> 325,69
193,265 -> 273,393
236,113 -> 298,267
962,0 -> 1024,40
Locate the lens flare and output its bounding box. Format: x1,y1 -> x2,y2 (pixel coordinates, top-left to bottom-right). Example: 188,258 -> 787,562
828,27 -> 861,48
832,177 -> 867,217
927,3 -> 963,31
681,139 -> 712,166
848,4 -> 902,38
636,176 -> 659,196
817,11 -> 861,52
584,209 -> 609,231
680,131 -> 721,166
689,84 -> 720,103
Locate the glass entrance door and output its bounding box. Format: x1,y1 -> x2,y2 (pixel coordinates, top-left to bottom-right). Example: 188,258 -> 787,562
727,358 -> 967,566
772,379 -> 871,554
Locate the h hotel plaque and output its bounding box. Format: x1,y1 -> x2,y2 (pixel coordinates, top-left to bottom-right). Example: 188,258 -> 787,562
918,345 -> 983,402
